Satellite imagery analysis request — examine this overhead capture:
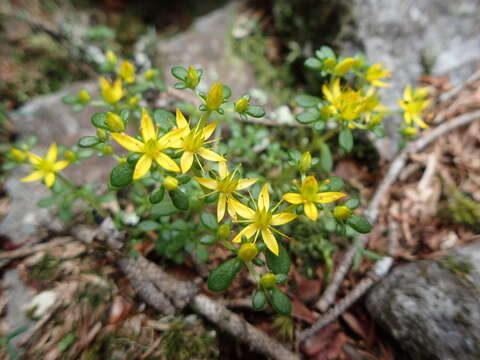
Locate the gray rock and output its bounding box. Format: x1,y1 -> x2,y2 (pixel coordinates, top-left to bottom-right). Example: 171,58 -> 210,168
348,0 -> 480,156
366,242 -> 480,360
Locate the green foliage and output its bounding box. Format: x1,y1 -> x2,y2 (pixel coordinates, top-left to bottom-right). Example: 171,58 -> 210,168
207,258 -> 243,292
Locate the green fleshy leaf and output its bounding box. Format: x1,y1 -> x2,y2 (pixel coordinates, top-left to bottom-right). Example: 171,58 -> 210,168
265,243 -> 291,274
295,94 -> 321,108
245,105 -> 265,118
207,258 -> 243,292
319,143 -> 333,172
149,187 -> 165,204
339,127 -> 353,152
171,66 -> 187,80
170,188 -> 189,211
110,162 -> 133,188
78,136 -> 100,148
270,287 -> 292,315
347,215 -> 371,234
296,109 -> 320,124
200,212 -> 218,231
252,289 -> 267,311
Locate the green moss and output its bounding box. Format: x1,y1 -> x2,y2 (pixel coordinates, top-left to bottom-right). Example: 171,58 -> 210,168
438,255 -> 473,278
29,254 -> 62,281
441,186 -> 480,231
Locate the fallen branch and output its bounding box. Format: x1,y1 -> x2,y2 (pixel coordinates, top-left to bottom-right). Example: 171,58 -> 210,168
440,69 -> 480,103
299,257 -> 393,343
0,236 -> 72,260
314,110 -> 480,313
118,254 -> 300,360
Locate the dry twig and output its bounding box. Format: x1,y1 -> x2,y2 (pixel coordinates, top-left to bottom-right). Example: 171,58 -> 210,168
0,237 -> 72,260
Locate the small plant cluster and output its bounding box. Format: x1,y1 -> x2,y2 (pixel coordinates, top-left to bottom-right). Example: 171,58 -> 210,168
5,46 -> 430,315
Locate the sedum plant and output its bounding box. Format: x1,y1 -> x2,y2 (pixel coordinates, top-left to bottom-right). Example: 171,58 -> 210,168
5,46 -> 430,315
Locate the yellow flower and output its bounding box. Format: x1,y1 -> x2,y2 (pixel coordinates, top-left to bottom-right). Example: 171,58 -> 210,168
195,161 -> 257,221
10,148 -> 27,162
232,184 -> 297,255
205,82 -> 224,111
366,63 -> 391,87
21,143 -> 69,188
106,112 -> 125,132
145,69 -> 156,81
170,109 -> 225,173
334,57 -> 357,76
99,77 -> 124,104
111,108 -> 183,180
234,97 -> 249,113
398,86 -> 430,129
283,176 -> 345,221
119,61 -> 136,84
106,50 -> 117,66
78,89 -> 90,104
186,66 -> 200,89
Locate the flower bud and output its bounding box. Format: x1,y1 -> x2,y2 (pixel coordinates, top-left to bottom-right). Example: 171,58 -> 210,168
234,98 -> 249,113
186,66 -> 200,89
106,112 -> 125,132
323,58 -> 336,70
96,128 -> 108,141
129,96 -> 139,107
217,224 -> 231,239
333,205 -> 352,220
78,90 -> 90,104
238,243 -> 258,262
206,82 -> 224,111
334,57 -> 356,76
64,150 -> 76,162
119,61 -> 136,84
145,69 -> 156,81
102,145 -> 113,155
299,151 -> 312,173
10,148 -> 27,162
260,273 -> 276,288
106,50 -> 117,66
164,176 -> 179,191
402,126 -> 418,136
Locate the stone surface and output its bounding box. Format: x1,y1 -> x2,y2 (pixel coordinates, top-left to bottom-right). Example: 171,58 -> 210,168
348,0 -> 480,156
367,242 -> 480,360
0,81 -> 114,242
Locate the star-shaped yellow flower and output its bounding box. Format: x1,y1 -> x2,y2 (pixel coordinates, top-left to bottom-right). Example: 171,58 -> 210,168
232,184 -> 297,255
99,77 -> 124,104
119,61 -> 136,84
111,108 -> 183,180
170,109 -> 225,173
194,162 -> 257,221
283,176 -> 345,221
398,85 -> 430,129
21,143 -> 69,188
366,63 -> 391,87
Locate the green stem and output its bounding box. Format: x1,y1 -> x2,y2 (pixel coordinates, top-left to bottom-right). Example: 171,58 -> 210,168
245,261 -> 260,282
198,110 -> 212,128
57,174 -> 108,217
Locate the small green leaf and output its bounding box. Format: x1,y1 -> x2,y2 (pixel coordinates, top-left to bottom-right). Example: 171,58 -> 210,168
275,274 -> 288,285
174,82 -> 187,90
177,174 -> 191,184
138,220 -> 160,232
305,57 -> 322,70
296,109 -> 320,124
171,66 -> 187,80
201,212 -> 218,230
245,105 -> 265,118
170,188 -> 189,211
110,162 -> 133,188
58,333 -> 76,353
326,176 -> 344,191
252,289 -> 267,311
62,94 -> 77,105
196,245 -> 209,262
339,127 -> 353,152
295,94 -> 321,108
91,112 -> 108,130
319,143 -> 333,172
270,287 -> 292,315
37,196 -> 56,208
153,109 -> 175,129
149,187 -> 165,204
199,234 -> 217,245
150,197 -> 178,216
78,136 -> 100,148
207,258 -> 243,292
222,85 -> 232,99
265,243 -> 291,274
347,215 -> 371,234
345,198 -> 360,209
120,109 -> 130,125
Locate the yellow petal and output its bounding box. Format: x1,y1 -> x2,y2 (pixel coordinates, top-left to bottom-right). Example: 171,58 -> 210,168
46,143 -> 57,162
261,229 -> 278,255
194,177 -> 218,190
218,161 -> 228,179
226,198 -> 237,219
198,148 -> 225,162
258,183 -> 270,210
154,152 -> 180,173
44,173 -> 55,188
111,133 -> 144,152
217,193 -> 227,222
304,202 -> 318,221
202,122 -> 217,139
236,178 -> 257,190
229,198 -> 255,219
232,224 -> 257,243
99,76 -> 109,90
271,212 -> 297,226
282,192 -> 303,205
302,176 -> 318,193
161,127 -> 187,148
53,160 -> 69,171
140,108 -> 156,141
176,108 -> 189,129
314,192 -> 346,203
404,86 -> 412,102
133,154 -> 152,180
28,152 -> 43,166
21,170 -> 44,183
180,152 -> 194,173
413,115 -> 429,129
